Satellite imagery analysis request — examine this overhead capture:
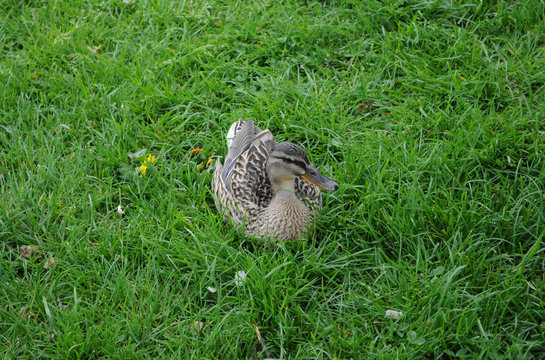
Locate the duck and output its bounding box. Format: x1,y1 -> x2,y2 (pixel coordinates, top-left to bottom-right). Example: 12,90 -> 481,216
212,120 -> 338,241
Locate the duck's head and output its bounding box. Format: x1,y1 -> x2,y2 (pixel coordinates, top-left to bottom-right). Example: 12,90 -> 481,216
266,142 -> 338,192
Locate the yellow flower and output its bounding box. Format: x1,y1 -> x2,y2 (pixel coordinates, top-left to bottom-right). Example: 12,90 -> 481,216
139,163 -> 148,177
198,157 -> 213,171
139,154 -> 156,177
145,154 -> 157,164
190,148 -> 202,155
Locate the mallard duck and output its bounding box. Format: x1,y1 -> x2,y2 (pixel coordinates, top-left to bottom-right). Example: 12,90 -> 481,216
212,120 -> 338,241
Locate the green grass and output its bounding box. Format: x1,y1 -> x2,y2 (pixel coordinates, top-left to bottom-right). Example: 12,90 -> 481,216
1,0 -> 545,358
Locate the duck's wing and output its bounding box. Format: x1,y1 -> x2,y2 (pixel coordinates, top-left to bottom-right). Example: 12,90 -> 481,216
214,120 -> 275,223
223,121 -> 274,172
212,159 -> 231,221
223,120 -> 258,175
228,129 -> 275,218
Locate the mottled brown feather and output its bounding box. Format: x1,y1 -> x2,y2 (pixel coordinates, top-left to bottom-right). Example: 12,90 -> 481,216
212,120 -> 326,240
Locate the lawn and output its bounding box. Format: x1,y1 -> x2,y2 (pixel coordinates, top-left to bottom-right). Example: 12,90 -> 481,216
1,0 -> 544,358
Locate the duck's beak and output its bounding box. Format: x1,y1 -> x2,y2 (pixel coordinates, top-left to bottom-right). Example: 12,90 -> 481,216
301,166 -> 338,191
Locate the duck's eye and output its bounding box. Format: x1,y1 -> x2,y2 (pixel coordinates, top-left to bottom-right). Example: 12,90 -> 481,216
280,157 -> 307,170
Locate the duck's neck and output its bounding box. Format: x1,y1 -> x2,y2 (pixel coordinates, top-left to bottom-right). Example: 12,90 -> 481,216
271,178 -> 296,198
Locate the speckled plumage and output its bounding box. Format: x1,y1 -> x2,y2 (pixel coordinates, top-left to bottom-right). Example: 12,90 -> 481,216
212,120 -> 336,241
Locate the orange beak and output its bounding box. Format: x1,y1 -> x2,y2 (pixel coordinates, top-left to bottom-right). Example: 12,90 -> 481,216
300,166 -> 338,191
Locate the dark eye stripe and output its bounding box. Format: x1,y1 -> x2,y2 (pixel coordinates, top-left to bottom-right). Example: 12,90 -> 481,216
279,156 -> 307,170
